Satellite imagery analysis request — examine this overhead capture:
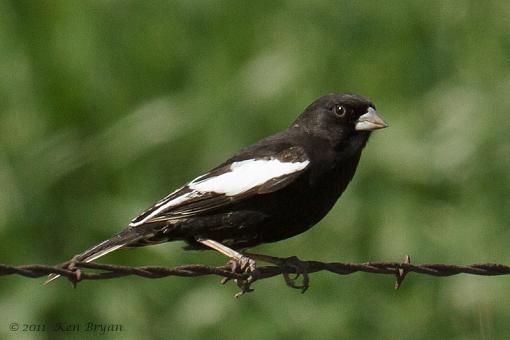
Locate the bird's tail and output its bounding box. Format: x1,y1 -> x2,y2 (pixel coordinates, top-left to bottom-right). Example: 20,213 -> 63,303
44,228 -> 144,285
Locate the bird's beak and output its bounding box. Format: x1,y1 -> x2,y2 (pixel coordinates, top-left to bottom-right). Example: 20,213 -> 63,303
355,107 -> 389,131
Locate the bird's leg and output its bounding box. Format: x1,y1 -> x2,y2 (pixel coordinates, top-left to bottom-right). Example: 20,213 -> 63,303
243,252 -> 310,293
196,238 -> 259,297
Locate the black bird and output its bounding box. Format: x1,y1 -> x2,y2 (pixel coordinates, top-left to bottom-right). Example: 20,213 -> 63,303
46,93 -> 388,289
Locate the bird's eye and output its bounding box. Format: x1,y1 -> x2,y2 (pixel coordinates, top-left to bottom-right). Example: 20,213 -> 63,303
334,105 -> 347,117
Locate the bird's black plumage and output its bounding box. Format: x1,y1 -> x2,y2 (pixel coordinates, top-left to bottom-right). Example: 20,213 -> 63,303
48,93 -> 388,281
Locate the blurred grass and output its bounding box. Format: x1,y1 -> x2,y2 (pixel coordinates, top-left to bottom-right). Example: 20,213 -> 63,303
1,0 -> 510,339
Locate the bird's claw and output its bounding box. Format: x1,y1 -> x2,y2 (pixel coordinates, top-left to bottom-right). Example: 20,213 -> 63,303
277,256 -> 310,293
222,256 -> 259,297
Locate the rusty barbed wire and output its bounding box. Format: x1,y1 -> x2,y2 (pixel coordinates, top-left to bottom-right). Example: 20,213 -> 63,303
1,255 -> 510,294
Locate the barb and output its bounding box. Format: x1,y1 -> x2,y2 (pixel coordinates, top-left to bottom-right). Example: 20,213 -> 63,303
2,255 -> 510,294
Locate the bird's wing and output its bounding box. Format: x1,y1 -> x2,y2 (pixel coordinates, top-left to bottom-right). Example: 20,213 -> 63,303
129,146 -> 309,226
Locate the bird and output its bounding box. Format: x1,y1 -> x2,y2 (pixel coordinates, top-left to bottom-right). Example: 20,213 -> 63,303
46,93 -> 388,291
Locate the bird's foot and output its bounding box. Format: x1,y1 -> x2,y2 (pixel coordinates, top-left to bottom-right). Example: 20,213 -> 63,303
275,256 -> 310,293
222,256 -> 259,298
238,252 -> 311,293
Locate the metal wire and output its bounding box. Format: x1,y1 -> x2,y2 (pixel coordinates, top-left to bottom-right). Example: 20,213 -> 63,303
2,255 -> 509,292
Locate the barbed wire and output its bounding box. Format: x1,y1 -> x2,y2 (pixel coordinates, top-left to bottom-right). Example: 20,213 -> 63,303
1,255 -> 509,296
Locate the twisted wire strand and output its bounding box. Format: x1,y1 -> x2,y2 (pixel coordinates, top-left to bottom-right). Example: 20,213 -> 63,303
1,256 -> 509,290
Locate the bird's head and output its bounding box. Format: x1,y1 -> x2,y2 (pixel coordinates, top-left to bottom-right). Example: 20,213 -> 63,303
292,93 -> 388,151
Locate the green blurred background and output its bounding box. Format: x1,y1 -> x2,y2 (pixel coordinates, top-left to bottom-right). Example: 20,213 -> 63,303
1,1 -> 510,339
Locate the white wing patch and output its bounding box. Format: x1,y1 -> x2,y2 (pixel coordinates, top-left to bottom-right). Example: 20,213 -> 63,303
129,190 -> 202,226
189,159 -> 309,195
129,158 -> 309,227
